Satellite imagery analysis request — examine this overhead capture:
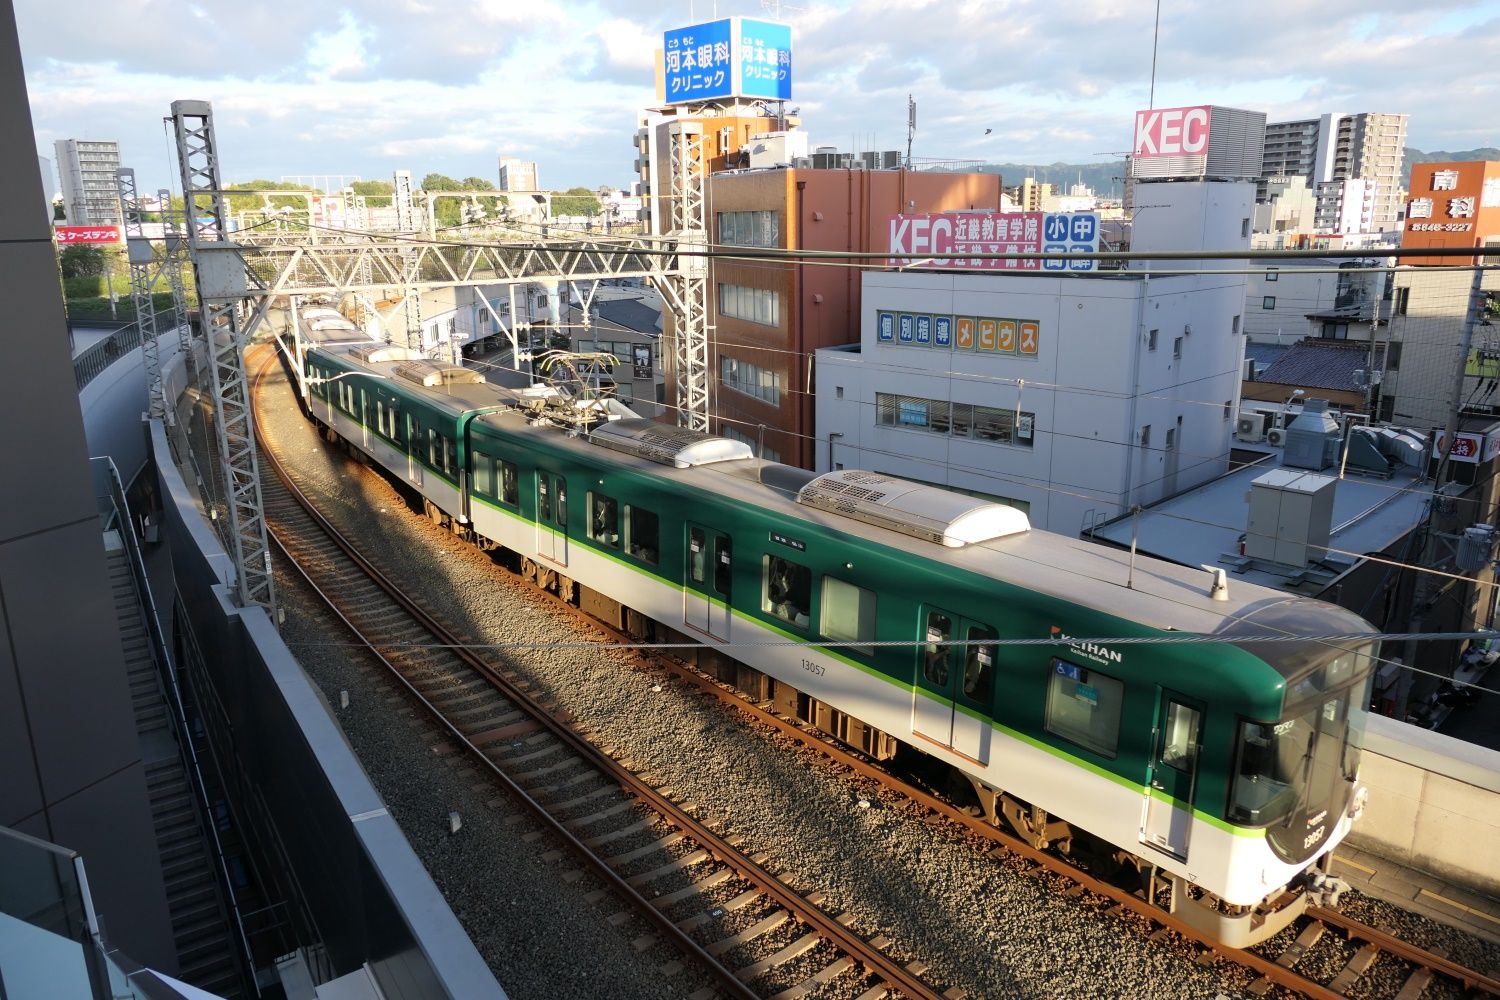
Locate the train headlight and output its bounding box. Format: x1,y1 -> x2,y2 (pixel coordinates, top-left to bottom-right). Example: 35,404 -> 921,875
1347,784 -> 1369,822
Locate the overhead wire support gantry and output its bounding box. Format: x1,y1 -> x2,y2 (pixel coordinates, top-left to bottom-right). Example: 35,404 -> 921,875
164,98 -> 697,617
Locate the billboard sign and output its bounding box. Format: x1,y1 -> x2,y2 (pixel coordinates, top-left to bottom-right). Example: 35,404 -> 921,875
1432,430 -> 1486,464
663,17 -> 791,104
55,225 -> 123,245
888,211 -> 1099,271
1133,105 -> 1212,158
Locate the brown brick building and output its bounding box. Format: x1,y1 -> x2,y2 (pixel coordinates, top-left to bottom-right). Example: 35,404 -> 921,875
671,167 -> 1003,467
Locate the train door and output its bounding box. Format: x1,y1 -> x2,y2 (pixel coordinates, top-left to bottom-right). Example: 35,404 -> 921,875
1140,691 -> 1202,860
683,524 -> 731,641
912,609 -> 995,765
359,390 -> 370,449
536,473 -> 568,566
405,414 -> 422,486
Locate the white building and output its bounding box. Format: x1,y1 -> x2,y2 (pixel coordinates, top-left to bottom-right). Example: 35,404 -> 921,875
497,157 -> 539,193
53,138 -> 121,225
1259,112 -> 1407,234
1242,257 -> 1388,344
816,180 -> 1254,536
1253,175 -> 1316,234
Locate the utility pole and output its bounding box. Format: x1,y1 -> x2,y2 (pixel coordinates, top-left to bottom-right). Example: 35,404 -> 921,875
1398,266 -> 1487,717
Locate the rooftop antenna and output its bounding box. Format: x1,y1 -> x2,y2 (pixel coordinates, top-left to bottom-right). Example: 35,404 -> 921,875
905,94 -> 916,170
1148,0 -> 1161,109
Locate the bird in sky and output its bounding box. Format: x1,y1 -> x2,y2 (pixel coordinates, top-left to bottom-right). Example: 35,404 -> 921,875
984,128 -> 993,134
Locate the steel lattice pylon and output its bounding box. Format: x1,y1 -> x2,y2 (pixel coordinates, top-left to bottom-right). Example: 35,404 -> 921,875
117,167 -> 166,418
170,99 -> 277,615
666,122 -> 709,431
158,188 -> 193,358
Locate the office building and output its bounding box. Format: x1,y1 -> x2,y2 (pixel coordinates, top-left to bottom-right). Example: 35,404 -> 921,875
497,156 -> 539,192
1259,113 -> 1408,234
53,137 -> 122,225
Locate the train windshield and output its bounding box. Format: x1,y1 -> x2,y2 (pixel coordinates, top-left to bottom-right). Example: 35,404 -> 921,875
1229,644 -> 1375,830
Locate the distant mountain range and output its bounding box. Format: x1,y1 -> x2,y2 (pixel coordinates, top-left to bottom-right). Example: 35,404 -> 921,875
968,147 -> 1498,197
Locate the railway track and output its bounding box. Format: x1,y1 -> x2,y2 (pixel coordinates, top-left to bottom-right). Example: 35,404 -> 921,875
245,344 -> 1499,1000
250,349 -> 956,1000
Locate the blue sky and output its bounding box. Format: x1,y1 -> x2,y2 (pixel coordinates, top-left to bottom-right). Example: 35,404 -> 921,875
18,0 -> 1500,195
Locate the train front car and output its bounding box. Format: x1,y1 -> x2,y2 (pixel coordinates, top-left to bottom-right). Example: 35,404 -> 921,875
1191,598 -> 1377,948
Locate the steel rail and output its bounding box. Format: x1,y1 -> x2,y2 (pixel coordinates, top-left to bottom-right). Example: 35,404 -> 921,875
1310,906 -> 1500,995
251,348 -> 947,1000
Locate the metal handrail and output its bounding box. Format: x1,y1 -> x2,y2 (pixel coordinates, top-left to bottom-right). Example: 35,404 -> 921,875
92,455 -> 259,996
73,322 -> 143,391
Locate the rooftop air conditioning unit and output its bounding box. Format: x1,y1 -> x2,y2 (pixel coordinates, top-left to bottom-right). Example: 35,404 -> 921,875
1236,411 -> 1268,443
1267,427 -> 1288,447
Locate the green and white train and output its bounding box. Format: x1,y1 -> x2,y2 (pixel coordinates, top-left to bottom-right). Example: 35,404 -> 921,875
292,335 -> 1377,948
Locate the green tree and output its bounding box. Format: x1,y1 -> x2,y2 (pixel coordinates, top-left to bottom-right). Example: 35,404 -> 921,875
461,176 -> 496,190
351,179 -> 395,208
223,179 -> 316,218
421,173 -> 463,191
552,186 -> 601,217
59,244 -> 106,279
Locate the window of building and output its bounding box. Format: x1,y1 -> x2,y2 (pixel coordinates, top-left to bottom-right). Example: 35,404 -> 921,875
717,210 -> 779,248
1223,400 -> 1232,421
718,284 -> 780,326
473,451 -> 493,496
1148,328 -> 1159,351
1265,268 -> 1279,282
1232,315 -> 1241,336
763,554 -> 812,628
820,577 -> 876,654
1394,286 -> 1410,315
1165,427 -> 1176,451
1241,218 -> 1251,238
1263,296 -> 1276,310
1045,659 -> 1124,758
1173,337 -> 1183,359
1140,424 -> 1151,449
589,492 -> 620,548
625,505 -> 659,564
1321,322 -> 1349,340
720,356 -> 782,404
876,393 -> 1033,447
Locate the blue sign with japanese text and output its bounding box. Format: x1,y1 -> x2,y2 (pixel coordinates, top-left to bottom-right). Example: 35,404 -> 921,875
877,311 -> 896,342
933,316 -> 952,347
915,315 -> 932,345
737,19 -> 793,100
898,314 -> 915,343
1042,212 -> 1101,272
664,17 -> 792,105
664,19 -> 734,103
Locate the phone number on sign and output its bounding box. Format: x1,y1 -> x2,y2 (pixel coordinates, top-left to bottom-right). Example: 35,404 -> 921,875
1409,222 -> 1473,232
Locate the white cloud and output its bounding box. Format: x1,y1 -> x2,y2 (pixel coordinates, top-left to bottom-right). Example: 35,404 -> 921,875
17,0 -> 1500,194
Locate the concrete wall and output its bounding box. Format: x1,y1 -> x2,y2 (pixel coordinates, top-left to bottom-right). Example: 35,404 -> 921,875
817,268 -> 1245,535
0,3 -> 177,972
1349,714 -> 1500,897
152,418 -> 507,998
78,332 -> 185,486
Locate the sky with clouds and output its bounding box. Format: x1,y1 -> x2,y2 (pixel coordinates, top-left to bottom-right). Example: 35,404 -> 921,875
17,0 -> 1500,196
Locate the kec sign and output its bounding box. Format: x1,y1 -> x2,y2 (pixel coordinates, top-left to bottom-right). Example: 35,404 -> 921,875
1133,105 -> 1212,158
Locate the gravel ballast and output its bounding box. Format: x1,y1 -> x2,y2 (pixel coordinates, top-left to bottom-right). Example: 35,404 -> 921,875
246,364 -> 1500,1000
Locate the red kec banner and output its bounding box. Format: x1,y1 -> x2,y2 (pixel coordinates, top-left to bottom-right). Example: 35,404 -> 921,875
55,226 -> 124,245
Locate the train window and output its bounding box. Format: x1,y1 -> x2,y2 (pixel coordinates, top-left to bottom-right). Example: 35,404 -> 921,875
763,555 -> 811,627
1161,701 -> 1201,771
820,577 -> 875,654
472,451 -> 493,496
963,624 -> 997,703
375,401 -> 386,436
500,461 -> 519,506
554,477 -> 567,526
1044,659 -> 1123,758
689,528 -> 707,584
589,493 -> 620,548
923,612 -> 951,685
539,476 -> 552,522
625,506 -> 659,564
443,437 -> 456,476
428,429 -> 439,469
713,535 -> 731,597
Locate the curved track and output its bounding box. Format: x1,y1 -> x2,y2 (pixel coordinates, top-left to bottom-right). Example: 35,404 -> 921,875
251,347 -> 953,1000
250,342 -> 1499,1000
